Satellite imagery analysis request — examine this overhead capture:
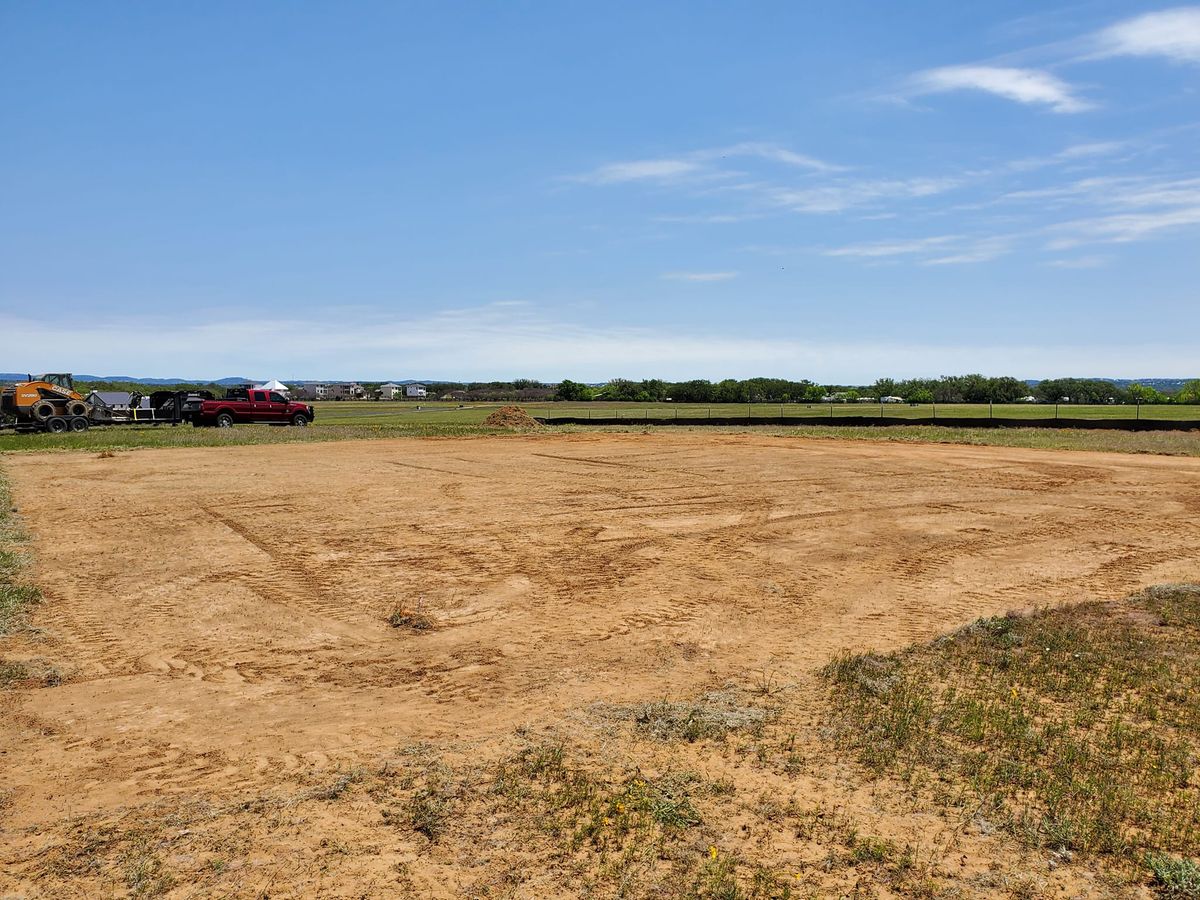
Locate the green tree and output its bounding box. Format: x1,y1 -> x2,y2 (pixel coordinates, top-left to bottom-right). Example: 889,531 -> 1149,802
555,379 -> 591,401
1177,380 -> 1200,404
1128,383 -> 1167,404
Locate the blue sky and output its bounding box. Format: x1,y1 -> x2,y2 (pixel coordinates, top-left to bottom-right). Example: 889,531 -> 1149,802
2,1 -> 1197,381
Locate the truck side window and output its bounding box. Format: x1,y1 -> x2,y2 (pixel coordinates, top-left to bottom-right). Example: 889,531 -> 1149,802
269,392 -> 286,403
252,391 -> 266,401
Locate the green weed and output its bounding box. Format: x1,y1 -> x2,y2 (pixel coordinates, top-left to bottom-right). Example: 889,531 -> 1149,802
822,585 -> 1200,862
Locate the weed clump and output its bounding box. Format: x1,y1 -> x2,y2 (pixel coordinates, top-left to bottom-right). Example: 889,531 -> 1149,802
0,657 -> 64,688
1148,853 -> 1200,898
388,602 -> 434,632
596,690 -> 770,743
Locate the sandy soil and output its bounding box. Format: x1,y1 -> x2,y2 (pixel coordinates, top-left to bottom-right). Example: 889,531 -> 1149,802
3,432 -> 1199,896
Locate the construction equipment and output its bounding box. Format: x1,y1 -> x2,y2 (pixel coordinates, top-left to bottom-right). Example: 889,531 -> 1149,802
0,373 -> 94,433
0,374 -> 212,434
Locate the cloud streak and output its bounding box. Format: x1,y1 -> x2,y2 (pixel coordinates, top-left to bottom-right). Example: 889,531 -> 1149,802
571,143 -> 842,185
908,65 -> 1093,112
661,271 -> 739,282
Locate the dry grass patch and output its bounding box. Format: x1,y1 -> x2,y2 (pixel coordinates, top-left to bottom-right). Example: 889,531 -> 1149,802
822,584 -> 1200,887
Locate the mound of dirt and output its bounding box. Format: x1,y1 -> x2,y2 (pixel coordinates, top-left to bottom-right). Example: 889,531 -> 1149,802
483,405 -> 542,429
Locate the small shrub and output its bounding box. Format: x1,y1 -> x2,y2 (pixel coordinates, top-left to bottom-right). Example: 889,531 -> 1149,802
407,788 -> 449,841
388,604 -> 434,631
598,691 -> 769,743
1148,853 -> 1200,898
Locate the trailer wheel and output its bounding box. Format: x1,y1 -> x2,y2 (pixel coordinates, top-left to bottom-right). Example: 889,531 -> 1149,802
69,416 -> 90,432
216,412 -> 235,428
31,400 -> 57,421
47,416 -> 69,433
66,400 -> 89,417
291,413 -> 310,426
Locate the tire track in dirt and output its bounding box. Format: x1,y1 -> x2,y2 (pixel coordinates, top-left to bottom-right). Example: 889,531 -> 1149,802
3,433 -> 1199,837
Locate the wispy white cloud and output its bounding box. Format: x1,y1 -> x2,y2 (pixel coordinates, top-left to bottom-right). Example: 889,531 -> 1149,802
1093,6 -> 1200,63
923,236 -> 1015,265
576,158 -> 705,184
823,236 -> 958,258
1047,205 -> 1200,247
661,270 -> 739,282
1046,255 -> 1109,269
1005,141 -> 1128,172
768,176 -> 963,213
908,65 -> 1093,112
571,143 -> 842,185
653,213 -> 760,224
712,142 -> 846,173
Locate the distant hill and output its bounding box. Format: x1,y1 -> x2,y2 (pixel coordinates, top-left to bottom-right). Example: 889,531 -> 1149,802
1024,378 -> 1193,391
0,374 -> 255,386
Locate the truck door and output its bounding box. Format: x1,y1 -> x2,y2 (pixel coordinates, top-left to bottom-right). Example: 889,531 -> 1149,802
265,391 -> 290,421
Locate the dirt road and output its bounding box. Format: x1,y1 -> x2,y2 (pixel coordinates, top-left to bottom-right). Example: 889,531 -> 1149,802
3,432 -> 1199,893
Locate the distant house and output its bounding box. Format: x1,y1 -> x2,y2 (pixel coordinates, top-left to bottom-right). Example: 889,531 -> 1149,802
881,396 -> 905,403
405,383 -> 427,399
326,382 -> 364,401
1017,395 -> 1038,403
379,382 -> 403,400
291,383 -> 328,401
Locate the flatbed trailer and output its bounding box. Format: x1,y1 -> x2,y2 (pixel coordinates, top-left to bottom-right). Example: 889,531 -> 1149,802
0,390 -> 207,434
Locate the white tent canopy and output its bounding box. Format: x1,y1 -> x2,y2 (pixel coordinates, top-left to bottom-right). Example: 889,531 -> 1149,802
256,379 -> 290,392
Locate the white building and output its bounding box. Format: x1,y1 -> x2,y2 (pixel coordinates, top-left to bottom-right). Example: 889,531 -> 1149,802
379,382 -> 403,400
405,383 -> 427,399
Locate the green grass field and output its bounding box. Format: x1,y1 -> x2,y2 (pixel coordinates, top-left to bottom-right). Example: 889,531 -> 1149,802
2,400 -> 1198,455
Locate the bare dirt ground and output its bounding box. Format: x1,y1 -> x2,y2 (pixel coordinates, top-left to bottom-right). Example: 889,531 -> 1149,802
3,432 -> 1199,897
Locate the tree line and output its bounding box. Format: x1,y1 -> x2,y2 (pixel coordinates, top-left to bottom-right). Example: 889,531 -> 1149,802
556,376 -> 1200,404
69,375 -> 1200,405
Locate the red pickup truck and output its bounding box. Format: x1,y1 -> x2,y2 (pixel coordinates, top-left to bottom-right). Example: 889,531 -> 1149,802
195,390 -> 315,428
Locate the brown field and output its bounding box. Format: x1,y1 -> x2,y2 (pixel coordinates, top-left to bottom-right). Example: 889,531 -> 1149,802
3,432 -> 1200,897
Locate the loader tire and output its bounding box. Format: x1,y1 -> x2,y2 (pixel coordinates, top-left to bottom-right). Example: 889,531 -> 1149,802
31,400 -> 57,421
47,416 -> 69,433
66,400 -> 88,417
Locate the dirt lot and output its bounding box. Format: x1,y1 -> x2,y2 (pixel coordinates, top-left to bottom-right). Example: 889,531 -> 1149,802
3,432 -> 1199,896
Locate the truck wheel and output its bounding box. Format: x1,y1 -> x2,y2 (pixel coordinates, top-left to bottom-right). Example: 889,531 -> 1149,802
66,400 -> 88,417
47,416 -> 69,433
291,413 -> 310,426
31,400 -> 57,421
216,412 -> 235,428
69,417 -> 90,432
